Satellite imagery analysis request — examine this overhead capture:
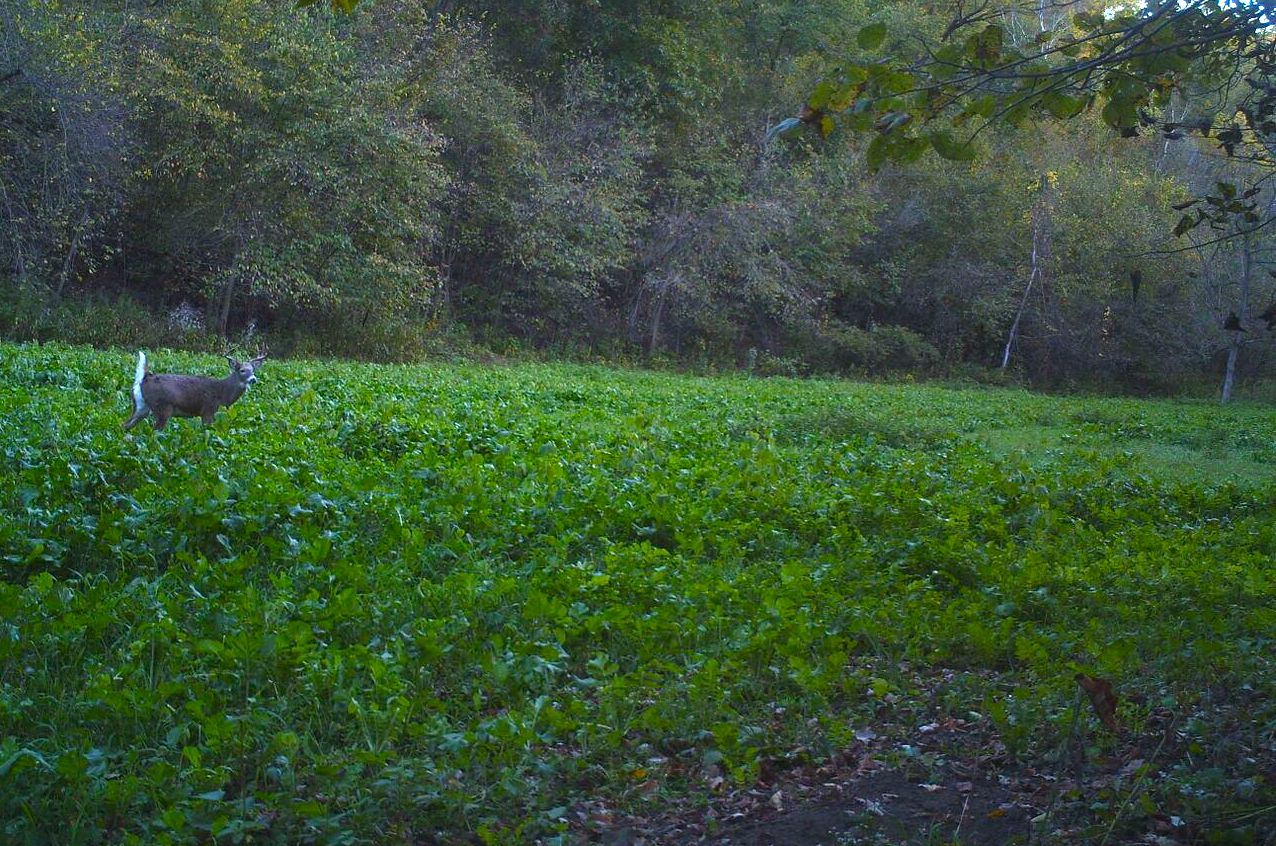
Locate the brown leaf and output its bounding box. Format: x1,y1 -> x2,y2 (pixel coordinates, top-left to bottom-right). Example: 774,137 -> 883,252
1075,673 -> 1120,732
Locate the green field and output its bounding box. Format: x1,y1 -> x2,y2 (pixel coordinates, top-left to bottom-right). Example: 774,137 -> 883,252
1,343 -> 1274,844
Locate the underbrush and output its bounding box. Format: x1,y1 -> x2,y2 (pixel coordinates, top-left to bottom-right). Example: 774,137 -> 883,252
0,343 -> 1273,844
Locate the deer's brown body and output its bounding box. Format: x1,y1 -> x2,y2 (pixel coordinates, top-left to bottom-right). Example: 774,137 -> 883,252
124,350 -> 266,431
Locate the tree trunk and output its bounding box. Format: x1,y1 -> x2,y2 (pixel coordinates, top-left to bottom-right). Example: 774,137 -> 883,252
1002,175 -> 1052,370
1221,339 -> 1240,403
54,208 -> 91,299
649,282 -> 667,354
0,181 -> 26,283
1220,233 -> 1252,403
218,272 -> 237,336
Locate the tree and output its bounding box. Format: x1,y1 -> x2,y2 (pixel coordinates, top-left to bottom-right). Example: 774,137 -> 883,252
127,0 -> 446,342
0,1 -> 132,297
783,1 -> 1276,234
769,1 -> 1276,393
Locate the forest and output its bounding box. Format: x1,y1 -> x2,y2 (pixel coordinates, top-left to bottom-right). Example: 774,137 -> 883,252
3,4 -> 1276,844
3,0 -> 1275,394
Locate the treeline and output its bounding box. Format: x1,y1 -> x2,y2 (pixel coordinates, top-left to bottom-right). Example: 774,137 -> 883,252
2,0 -> 1272,390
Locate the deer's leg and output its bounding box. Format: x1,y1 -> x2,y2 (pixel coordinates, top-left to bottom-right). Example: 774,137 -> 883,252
123,406 -> 150,430
153,409 -> 171,430
201,410 -> 216,426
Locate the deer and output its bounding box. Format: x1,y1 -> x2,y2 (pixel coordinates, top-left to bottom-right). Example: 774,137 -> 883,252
124,346 -> 268,431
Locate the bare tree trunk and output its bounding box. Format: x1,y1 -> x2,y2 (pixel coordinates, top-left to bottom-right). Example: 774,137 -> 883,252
1221,339 -> 1240,403
1220,234 -> 1252,403
1002,175 -> 1052,370
1001,274 -> 1035,370
649,281 -> 667,354
0,179 -> 26,283
54,208 -> 91,299
1157,94 -> 1184,173
218,272 -> 237,336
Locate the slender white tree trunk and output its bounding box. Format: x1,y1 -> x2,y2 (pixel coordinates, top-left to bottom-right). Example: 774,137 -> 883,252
1220,235 -> 1252,403
1002,175 -> 1052,370
1221,340 -> 1239,403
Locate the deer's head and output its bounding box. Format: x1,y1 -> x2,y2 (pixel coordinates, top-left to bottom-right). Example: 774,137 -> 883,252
225,346 -> 268,388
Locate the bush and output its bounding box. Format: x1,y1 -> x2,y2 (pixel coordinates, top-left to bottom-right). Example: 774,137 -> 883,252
798,322 -> 941,376
0,284 -> 220,353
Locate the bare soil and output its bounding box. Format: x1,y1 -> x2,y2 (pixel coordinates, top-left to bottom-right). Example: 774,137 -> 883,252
701,768 -> 1030,846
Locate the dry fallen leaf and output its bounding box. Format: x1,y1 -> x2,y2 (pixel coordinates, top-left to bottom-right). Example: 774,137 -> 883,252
1075,673 -> 1120,732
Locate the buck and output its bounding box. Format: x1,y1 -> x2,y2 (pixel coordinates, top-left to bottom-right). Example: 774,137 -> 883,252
124,347 -> 267,431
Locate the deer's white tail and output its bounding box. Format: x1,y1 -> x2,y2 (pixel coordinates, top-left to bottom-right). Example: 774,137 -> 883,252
132,351 -> 147,414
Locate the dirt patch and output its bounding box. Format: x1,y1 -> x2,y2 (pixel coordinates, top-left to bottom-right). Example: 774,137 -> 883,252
584,711 -> 1042,845
583,686 -> 1276,845
589,748 -> 1040,846
703,769 -> 1029,846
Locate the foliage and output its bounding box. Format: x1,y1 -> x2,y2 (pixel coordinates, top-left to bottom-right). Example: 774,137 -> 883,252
792,2 -> 1276,231
1,342 -> 1273,843
3,0 -> 1276,386
130,1 -> 446,333
0,0 -> 132,293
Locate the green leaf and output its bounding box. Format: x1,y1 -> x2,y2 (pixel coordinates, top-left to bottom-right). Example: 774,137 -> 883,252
874,69 -> 916,96
56,751 -> 89,782
965,95 -> 996,119
967,24 -> 1005,66
929,130 -> 976,161
294,800 -> 327,817
1042,92 -> 1088,120
865,135 -> 890,170
897,135 -> 930,163
826,68 -> 868,112
857,23 -> 887,50
846,112 -> 874,132
809,79 -> 838,112
0,749 -> 52,779
1101,97 -> 1138,129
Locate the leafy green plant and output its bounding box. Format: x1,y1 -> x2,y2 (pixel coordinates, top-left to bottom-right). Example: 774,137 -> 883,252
1,342 -> 1273,843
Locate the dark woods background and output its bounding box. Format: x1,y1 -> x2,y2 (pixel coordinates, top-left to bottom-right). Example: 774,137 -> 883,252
2,0 -> 1273,393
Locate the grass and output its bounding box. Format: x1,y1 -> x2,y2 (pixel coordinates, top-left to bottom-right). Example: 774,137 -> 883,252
0,342 -> 1273,845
